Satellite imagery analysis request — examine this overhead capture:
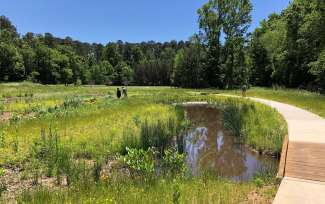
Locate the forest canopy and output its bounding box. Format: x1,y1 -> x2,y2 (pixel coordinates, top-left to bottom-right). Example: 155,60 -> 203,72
0,0 -> 324,91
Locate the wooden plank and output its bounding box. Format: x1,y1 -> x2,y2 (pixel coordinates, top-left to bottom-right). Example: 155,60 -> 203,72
277,135 -> 289,178
284,142 -> 325,182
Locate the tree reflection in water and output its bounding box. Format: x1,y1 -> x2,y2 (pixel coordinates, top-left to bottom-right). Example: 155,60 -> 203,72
184,106 -> 277,181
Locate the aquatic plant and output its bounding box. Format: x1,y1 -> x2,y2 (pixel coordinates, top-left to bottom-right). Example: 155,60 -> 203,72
220,98 -> 286,154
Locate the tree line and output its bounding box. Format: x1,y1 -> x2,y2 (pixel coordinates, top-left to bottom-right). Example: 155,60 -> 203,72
0,0 -> 324,91
0,16 -> 189,86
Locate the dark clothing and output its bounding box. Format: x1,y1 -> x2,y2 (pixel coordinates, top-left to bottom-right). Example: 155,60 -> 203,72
117,90 -> 121,98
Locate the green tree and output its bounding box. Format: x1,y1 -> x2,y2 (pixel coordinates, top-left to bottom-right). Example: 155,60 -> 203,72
198,0 -> 225,87
0,15 -> 18,40
62,68 -> 73,85
20,45 -> 36,79
250,0 -> 325,88
0,43 -> 25,81
309,50 -> 325,89
114,61 -> 133,85
222,0 -> 252,88
172,36 -> 206,88
102,43 -> 122,67
91,60 -> 114,85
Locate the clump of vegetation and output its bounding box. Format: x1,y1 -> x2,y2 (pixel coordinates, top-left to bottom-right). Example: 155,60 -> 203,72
62,97 -> 83,109
123,147 -> 156,179
161,148 -> 187,177
139,118 -> 178,154
31,128 -> 74,184
221,98 -> 287,154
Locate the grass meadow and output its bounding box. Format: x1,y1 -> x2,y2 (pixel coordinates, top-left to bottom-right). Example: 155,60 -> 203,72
1,82 -> 323,203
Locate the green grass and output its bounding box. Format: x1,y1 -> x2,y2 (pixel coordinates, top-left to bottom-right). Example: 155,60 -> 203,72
221,98 -> 287,154
227,87 -> 325,118
2,83 -> 323,203
0,98 -> 183,165
17,177 -> 259,204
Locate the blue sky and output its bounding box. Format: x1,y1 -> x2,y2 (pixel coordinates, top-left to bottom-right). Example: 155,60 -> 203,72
1,0 -> 290,44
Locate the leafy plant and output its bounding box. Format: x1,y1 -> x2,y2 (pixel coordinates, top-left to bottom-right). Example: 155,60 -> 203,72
161,148 -> 186,176
253,177 -> 264,188
123,147 -> 156,177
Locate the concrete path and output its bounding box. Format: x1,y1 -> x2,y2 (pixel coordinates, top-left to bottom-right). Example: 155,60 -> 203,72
250,97 -> 325,144
222,96 -> 325,204
273,177 -> 325,204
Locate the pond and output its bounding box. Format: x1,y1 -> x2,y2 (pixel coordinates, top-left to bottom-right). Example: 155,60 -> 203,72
184,105 -> 278,181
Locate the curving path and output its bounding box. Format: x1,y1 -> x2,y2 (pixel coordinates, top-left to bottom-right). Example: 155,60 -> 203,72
222,95 -> 325,204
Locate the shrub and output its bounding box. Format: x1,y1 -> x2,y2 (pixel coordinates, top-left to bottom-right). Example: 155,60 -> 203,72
161,148 -> 186,176
123,147 -> 156,177
253,177 -> 264,188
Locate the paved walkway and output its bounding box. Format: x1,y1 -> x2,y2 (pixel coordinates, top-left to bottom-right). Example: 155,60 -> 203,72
233,96 -> 325,204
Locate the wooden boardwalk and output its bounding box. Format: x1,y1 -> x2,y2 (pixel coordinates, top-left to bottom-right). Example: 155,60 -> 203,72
285,142 -> 325,182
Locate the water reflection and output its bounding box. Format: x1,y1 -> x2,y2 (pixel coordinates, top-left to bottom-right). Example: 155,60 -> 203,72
184,105 -> 278,181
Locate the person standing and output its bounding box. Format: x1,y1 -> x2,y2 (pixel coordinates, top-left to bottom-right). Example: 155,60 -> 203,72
122,86 -> 128,97
116,88 -> 122,99
241,84 -> 247,97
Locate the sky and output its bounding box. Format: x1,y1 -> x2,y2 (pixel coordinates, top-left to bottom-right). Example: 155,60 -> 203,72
1,0 -> 291,44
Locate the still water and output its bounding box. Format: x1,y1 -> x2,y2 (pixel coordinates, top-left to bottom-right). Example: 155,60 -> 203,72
184,105 -> 278,181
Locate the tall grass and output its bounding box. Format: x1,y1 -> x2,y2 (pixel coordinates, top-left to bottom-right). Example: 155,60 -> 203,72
0,83 -> 295,203
221,98 -> 287,154
17,176 -> 258,204
0,99 -> 184,165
